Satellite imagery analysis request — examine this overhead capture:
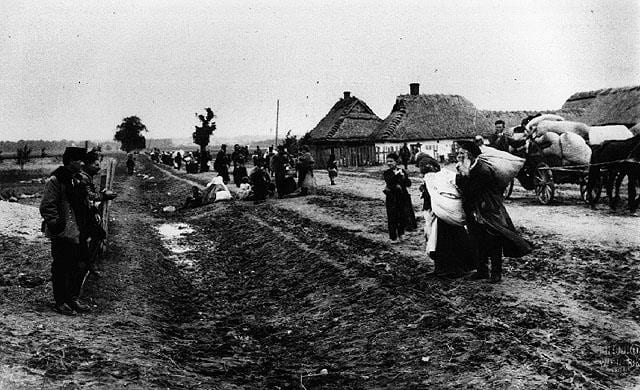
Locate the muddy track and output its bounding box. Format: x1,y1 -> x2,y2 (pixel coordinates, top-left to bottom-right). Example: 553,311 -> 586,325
3,154 -> 638,389
140,155 -> 640,388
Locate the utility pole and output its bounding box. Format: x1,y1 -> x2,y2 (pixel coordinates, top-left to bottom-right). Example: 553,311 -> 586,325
275,99 -> 279,147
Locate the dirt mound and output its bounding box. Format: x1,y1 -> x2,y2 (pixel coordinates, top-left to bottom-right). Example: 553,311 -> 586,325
0,201 -> 44,240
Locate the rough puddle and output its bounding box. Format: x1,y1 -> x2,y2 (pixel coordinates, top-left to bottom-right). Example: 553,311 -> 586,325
155,222 -> 197,268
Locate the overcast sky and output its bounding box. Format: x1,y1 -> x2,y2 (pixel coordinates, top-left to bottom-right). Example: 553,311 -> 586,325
1,0 -> 638,142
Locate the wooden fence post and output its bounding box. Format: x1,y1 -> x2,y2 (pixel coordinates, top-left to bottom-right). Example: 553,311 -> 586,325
97,158 -> 117,246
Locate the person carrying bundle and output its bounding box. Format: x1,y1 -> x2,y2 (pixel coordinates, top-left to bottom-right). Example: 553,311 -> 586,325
420,156 -> 476,277
455,141 -> 531,283
383,152 -> 416,243
297,145 -> 315,196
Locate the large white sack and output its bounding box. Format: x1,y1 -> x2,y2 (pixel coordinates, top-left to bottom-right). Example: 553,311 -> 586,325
559,132 -> 591,165
204,176 -> 233,203
588,125 -> 633,145
536,120 -> 590,139
526,114 -> 564,132
424,170 -> 465,227
534,132 -> 560,152
478,146 -> 525,188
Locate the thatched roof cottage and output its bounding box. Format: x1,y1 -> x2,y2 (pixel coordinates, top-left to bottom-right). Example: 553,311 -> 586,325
478,85 -> 639,138
371,83 -> 494,163
561,85 -> 640,127
306,91 -> 382,167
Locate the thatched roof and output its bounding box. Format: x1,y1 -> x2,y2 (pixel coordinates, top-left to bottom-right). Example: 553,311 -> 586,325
561,85 -> 640,126
306,94 -> 382,143
371,94 -> 494,142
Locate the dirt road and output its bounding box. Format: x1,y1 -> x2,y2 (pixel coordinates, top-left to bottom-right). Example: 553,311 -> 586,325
1,154 -> 639,389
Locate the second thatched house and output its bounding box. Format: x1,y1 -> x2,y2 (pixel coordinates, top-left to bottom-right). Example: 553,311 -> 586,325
561,85 -> 640,127
305,92 -> 382,168
479,85 -> 640,136
371,83 -> 494,163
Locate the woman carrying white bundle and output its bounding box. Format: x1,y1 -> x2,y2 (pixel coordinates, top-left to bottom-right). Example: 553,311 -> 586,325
419,156 -> 476,278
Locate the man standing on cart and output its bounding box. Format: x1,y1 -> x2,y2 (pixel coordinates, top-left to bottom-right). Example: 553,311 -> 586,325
489,120 -> 510,152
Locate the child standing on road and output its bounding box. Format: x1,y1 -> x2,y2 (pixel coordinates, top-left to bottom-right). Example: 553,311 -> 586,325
383,152 -> 413,243
327,154 -> 338,185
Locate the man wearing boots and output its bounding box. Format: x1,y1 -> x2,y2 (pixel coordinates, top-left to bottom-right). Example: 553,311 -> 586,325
455,141 -> 531,283
40,147 -> 93,315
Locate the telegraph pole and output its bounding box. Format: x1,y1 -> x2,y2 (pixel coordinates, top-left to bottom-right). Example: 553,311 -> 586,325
275,99 -> 279,147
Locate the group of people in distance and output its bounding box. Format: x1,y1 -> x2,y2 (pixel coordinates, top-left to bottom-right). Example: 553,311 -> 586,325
150,148 -> 210,173
177,144 -> 323,206
383,124 -> 531,284
40,147 -> 117,316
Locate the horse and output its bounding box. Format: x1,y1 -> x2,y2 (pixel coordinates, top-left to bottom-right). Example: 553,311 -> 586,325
588,134 -> 640,213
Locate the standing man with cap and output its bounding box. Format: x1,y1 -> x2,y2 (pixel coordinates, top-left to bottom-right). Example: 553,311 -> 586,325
489,120 -> 510,152
80,148 -> 117,278
455,140 -> 531,283
399,142 -> 411,170
40,147 -> 92,315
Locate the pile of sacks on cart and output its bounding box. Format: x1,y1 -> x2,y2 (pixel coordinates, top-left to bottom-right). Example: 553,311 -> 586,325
512,114 -> 635,166
419,114 -> 637,239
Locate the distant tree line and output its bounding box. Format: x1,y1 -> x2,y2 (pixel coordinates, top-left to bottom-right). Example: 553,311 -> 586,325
0,140 -> 118,156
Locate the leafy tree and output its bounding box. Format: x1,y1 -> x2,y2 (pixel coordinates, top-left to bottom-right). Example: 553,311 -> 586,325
193,108 -> 216,172
281,130 -> 299,156
16,144 -> 32,170
114,116 -> 147,152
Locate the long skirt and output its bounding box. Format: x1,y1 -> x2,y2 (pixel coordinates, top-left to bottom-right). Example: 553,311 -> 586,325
431,220 -> 476,276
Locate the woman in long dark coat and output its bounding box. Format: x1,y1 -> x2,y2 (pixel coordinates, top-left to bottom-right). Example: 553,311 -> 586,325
419,156 -> 476,277
214,145 -> 230,184
383,152 -> 416,242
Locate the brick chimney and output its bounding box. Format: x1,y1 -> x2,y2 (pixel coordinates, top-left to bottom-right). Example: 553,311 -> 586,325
343,91 -> 351,100
410,83 -> 420,96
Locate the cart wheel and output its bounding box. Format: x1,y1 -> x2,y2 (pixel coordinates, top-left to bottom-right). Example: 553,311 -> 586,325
534,163 -> 554,204
503,179 -> 514,199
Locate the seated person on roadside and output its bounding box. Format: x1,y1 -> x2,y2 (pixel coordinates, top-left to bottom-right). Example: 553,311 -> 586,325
237,177 -> 252,200
233,158 -> 248,188
40,147 -> 92,316
247,162 -> 271,203
183,186 -> 204,209
455,140 -> 531,283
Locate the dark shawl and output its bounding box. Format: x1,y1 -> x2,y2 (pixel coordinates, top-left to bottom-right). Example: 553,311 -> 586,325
456,159 -> 531,258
